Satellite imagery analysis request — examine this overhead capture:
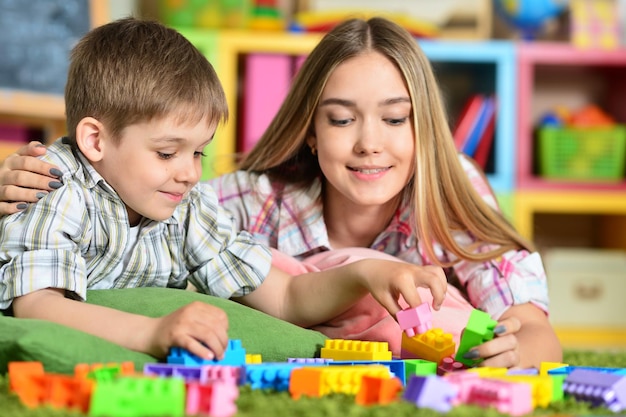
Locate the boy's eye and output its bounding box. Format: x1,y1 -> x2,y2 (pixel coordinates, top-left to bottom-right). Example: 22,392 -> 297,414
157,152 -> 174,160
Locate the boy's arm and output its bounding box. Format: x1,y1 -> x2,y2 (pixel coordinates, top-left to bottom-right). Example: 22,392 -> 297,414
235,261 -> 447,328
12,288 -> 229,360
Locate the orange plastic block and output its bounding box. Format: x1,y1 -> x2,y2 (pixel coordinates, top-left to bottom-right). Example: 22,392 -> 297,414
289,365 -> 391,399
401,328 -> 455,363
41,374 -> 94,413
74,362 -> 135,380
355,375 -> 402,406
320,339 -> 392,361
8,362 -> 46,408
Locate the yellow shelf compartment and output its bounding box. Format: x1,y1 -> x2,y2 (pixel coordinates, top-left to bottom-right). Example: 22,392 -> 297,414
215,30 -> 323,175
555,326 -> 626,350
513,191 -> 626,241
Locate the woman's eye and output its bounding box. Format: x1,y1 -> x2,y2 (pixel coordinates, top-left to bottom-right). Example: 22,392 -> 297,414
387,117 -> 408,126
194,151 -> 207,158
329,118 -> 351,126
157,152 -> 174,160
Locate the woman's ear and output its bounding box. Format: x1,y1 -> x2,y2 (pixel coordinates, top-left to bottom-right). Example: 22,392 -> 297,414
76,117 -> 105,162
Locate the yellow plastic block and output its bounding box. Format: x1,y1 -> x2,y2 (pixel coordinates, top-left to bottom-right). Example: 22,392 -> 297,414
401,328 -> 455,364
466,367 -> 508,377
245,354 -> 262,364
289,365 -> 391,399
320,339 -> 392,361
539,361 -> 568,377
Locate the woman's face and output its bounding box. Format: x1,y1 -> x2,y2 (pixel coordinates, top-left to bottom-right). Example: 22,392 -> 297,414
310,51 -> 415,210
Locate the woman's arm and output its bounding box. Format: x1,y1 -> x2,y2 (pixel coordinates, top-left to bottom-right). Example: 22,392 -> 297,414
0,141 -> 60,214
13,288 -> 230,360
236,261 -> 448,328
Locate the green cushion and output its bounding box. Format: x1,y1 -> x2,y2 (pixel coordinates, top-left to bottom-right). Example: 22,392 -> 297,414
0,287 -> 327,374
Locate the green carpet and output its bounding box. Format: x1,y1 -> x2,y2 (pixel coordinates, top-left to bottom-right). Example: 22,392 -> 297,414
2,350 -> 625,417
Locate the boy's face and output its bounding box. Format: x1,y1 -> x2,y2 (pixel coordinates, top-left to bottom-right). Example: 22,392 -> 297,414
95,115 -> 215,225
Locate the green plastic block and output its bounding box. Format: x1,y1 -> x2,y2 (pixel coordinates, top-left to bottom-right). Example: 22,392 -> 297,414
89,377 -> 185,417
404,359 -> 438,381
454,309 -> 497,367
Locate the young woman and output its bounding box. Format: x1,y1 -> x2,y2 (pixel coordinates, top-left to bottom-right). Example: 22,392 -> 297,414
0,17 -> 561,368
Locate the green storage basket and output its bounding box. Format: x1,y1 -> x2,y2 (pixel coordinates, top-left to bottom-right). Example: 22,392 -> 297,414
538,126 -> 626,182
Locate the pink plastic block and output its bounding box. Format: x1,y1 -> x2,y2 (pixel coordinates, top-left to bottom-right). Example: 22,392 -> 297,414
186,380 -> 239,417
466,379 -> 533,416
240,53 -> 292,152
443,370 -> 480,405
396,302 -> 432,337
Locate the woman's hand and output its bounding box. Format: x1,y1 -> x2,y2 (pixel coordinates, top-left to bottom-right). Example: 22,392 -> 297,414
353,260 -> 448,315
464,303 -> 562,369
0,141 -> 61,215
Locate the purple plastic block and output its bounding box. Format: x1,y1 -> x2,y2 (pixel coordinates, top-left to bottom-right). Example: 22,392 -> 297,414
403,375 -> 458,413
397,303 -> 432,338
564,369 -> 626,412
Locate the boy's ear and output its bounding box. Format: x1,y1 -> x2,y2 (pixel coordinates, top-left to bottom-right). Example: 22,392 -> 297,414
76,117 -> 106,162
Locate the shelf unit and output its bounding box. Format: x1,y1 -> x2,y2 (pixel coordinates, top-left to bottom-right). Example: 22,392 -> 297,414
0,0 -> 109,151
190,31 -> 517,195
516,42 -> 626,191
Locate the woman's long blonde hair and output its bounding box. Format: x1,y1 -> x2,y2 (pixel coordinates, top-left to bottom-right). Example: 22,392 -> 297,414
239,17 -> 534,265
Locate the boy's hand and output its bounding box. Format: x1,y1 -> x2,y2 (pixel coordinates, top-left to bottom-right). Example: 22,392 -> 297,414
0,141 -> 60,215
145,301 -> 229,360
353,260 -> 447,316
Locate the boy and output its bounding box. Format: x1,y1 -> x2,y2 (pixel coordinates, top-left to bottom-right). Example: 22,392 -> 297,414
0,18 -> 446,360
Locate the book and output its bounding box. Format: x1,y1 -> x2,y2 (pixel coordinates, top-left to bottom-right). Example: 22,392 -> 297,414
462,96 -> 495,157
452,95 -> 484,151
473,97 -> 497,168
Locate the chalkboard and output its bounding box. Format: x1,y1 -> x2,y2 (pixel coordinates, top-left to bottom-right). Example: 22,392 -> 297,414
0,0 -> 92,95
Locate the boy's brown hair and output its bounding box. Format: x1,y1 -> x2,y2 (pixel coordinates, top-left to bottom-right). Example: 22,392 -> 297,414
64,17 -> 227,147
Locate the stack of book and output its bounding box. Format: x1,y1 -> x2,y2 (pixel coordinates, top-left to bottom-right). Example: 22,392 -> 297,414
452,94 -> 496,169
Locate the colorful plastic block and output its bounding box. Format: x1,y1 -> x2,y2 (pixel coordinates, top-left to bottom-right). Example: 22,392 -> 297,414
563,369 -> 626,413
245,363 -> 301,391
320,339 -> 392,361
436,356 -> 468,376
466,378 -> 533,416
330,360 -> 406,386
401,328 -> 455,364
404,359 -> 438,381
454,309 -> 497,366
74,362 -> 135,380
167,339 -> 246,366
289,365 -> 391,399
246,354 -> 262,364
89,377 -> 186,417
186,380 -> 239,417
356,375 -> 402,406
403,375 -> 458,413
490,374 -> 555,408
396,302 -> 432,337
288,358 -> 332,364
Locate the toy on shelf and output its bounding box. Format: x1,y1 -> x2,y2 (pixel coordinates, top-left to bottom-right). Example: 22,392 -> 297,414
493,0 -> 568,40
537,104 -> 626,182
570,0 -> 621,49
291,10 -> 439,37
